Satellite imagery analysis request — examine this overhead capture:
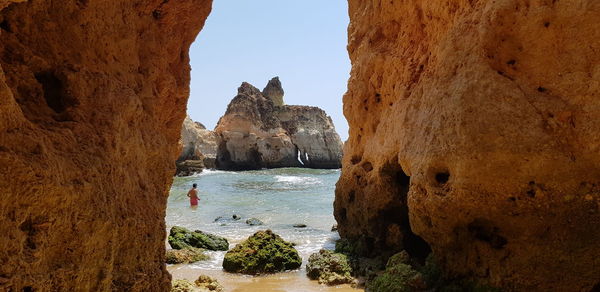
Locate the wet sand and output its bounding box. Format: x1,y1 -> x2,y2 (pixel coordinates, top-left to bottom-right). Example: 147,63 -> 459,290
168,266 -> 362,292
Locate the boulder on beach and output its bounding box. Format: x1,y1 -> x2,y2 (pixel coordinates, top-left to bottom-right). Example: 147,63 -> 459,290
245,218 -> 263,226
168,226 -> 229,251
195,275 -> 224,292
293,224 -> 307,228
306,249 -> 354,286
165,247 -> 210,264
222,230 -> 302,274
171,279 -> 197,292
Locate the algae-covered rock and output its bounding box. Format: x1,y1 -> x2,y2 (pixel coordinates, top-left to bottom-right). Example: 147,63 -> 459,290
171,279 -> 198,292
306,249 -> 354,285
366,252 -> 426,292
222,230 -> 302,274
195,275 -> 224,291
165,247 -> 210,264
168,226 -> 229,251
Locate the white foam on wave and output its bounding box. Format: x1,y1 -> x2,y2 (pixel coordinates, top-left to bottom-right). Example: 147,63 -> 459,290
274,175 -> 319,185
190,169 -> 236,177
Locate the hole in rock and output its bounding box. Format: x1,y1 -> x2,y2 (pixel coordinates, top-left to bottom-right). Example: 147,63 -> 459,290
348,190 -> 356,203
537,86 -> 547,92
468,218 -> 507,249
544,22 -> 550,28
435,171 -> 450,185
590,282 -> 600,292
34,71 -> 67,113
350,155 -> 362,165
527,181 -> 536,198
0,20 -> 11,32
23,287 -> 33,292
506,59 -> 516,65
362,162 -> 373,172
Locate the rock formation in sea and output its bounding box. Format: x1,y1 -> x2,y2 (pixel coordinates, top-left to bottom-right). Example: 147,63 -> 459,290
0,0 -> 212,290
215,77 -> 343,170
334,1 -> 600,291
176,115 -> 218,175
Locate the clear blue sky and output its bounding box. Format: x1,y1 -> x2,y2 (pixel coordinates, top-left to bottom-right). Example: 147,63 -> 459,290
187,1 -> 350,140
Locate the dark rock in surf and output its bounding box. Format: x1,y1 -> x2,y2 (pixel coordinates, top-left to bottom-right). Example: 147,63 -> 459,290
246,218 -> 263,226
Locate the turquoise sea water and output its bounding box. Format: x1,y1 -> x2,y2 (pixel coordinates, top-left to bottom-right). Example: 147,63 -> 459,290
166,168 -> 341,270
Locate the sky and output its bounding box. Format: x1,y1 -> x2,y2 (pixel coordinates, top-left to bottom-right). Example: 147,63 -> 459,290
187,1 -> 351,141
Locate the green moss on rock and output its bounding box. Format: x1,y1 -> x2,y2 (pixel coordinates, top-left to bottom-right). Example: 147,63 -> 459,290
366,251 -> 426,292
419,254 -> 501,292
165,247 -> 210,264
222,230 -> 302,274
306,249 -> 354,285
168,226 -> 229,251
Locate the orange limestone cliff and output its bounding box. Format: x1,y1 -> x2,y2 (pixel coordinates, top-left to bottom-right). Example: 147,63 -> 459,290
335,1 -> 600,291
0,0 -> 212,290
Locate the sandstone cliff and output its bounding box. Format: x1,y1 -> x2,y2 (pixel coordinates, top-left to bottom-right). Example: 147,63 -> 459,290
0,0 -> 212,291
176,115 -> 218,175
334,1 -> 600,291
215,78 -> 343,170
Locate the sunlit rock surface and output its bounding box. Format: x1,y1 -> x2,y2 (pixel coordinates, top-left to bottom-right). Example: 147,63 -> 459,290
177,116 -> 218,175
215,79 -> 343,170
335,1 -> 600,291
0,0 -> 212,290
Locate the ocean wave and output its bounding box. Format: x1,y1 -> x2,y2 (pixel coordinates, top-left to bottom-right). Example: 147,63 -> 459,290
190,169 -> 237,177
274,175 -> 320,185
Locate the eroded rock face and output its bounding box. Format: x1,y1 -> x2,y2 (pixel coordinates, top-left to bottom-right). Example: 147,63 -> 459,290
0,0 -> 212,290
215,79 -> 343,170
177,116 -> 218,175
335,1 -> 600,291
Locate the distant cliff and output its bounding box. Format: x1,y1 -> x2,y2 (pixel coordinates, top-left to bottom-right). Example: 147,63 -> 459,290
176,116 -> 218,176
214,77 -> 343,170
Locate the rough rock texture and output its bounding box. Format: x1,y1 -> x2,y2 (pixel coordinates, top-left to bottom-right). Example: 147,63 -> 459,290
177,115 -> 218,175
171,279 -> 198,292
306,250 -> 354,286
194,275 -> 223,292
222,230 -> 302,275
0,0 -> 212,290
165,247 -> 210,265
215,79 -> 343,170
335,1 -> 600,291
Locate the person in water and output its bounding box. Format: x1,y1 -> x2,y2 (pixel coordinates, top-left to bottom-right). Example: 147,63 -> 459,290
187,183 -> 199,206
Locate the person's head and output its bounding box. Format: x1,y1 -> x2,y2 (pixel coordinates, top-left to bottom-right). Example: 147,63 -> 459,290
192,183 -> 197,188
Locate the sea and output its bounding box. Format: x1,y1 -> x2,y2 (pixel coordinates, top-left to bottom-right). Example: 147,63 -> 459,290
166,168 -> 359,292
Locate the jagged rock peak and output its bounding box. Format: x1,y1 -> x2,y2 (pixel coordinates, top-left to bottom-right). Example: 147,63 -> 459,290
262,76 -> 284,106
238,82 -> 262,96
